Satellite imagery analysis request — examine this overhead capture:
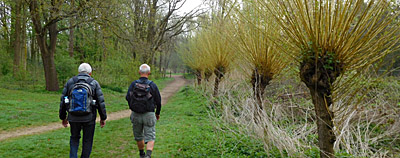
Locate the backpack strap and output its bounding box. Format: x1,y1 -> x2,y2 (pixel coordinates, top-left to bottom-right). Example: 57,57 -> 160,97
70,76 -> 94,96
135,79 -> 152,85
73,76 -> 94,84
72,76 -> 79,83
85,77 -> 94,84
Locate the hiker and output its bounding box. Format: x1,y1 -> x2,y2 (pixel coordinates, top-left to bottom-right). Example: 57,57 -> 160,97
126,64 -> 162,158
59,63 -> 107,158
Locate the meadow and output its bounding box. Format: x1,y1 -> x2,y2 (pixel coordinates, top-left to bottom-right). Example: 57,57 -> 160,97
0,77 -> 173,132
0,85 -> 271,157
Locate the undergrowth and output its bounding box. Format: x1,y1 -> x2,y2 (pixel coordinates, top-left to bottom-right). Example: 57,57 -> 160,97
200,71 -> 400,157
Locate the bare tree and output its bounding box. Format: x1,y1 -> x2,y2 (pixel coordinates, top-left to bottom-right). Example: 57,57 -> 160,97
115,0 -> 202,64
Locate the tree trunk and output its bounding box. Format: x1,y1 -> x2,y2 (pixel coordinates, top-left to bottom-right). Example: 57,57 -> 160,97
100,25 -> 107,61
1,2 -> 8,41
68,0 -> 74,57
68,25 -> 74,57
21,4 -> 27,71
144,0 -> 157,63
41,49 -> 59,91
213,74 -> 222,97
310,88 -> 335,158
204,69 -> 212,82
2,2 -> 11,57
164,51 -> 172,78
251,68 -> 271,110
29,0 -> 59,91
299,53 -> 342,158
195,69 -> 202,85
213,66 -> 225,97
159,51 -> 163,73
12,0 -> 22,76
30,28 -> 38,64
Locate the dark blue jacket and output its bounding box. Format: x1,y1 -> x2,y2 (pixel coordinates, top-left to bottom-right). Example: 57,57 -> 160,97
59,73 -> 107,122
126,77 -> 162,115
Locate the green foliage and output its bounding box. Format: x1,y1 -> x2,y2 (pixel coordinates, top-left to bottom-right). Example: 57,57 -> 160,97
0,46 -> 11,76
13,67 -> 30,82
92,55 -> 141,88
0,60 -> 11,76
55,54 -> 78,85
304,147 -> 320,158
183,72 -> 195,79
101,84 -> 123,93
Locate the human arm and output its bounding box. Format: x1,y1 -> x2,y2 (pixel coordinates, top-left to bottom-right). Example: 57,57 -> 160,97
93,80 -> 107,121
126,82 -> 133,103
59,79 -> 72,121
62,119 -> 68,127
100,120 -> 106,128
151,83 -> 162,116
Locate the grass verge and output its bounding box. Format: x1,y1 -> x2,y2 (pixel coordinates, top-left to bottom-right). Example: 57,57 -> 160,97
0,77 -> 174,132
0,86 -> 268,157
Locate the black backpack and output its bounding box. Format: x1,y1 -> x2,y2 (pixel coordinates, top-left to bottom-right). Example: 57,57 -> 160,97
128,80 -> 154,113
67,77 -> 95,116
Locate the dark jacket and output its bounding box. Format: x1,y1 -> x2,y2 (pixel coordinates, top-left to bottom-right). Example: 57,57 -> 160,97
59,73 -> 107,122
126,77 -> 162,115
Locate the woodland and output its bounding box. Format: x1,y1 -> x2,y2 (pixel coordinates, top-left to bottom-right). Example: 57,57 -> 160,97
1,0 -> 400,158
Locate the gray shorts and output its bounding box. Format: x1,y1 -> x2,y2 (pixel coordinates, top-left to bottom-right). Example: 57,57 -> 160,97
130,112 -> 156,142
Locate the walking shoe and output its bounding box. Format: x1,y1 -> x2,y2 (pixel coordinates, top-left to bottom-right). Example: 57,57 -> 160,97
144,156 -> 151,158
140,155 -> 146,158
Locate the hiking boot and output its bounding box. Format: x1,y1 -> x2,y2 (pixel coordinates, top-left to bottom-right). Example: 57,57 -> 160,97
140,155 -> 146,158
144,156 -> 151,158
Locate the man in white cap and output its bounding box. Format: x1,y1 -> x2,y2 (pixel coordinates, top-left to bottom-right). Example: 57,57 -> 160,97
126,64 -> 162,158
59,63 -> 107,158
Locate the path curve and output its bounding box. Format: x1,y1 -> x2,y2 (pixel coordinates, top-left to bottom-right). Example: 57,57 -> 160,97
0,75 -> 188,141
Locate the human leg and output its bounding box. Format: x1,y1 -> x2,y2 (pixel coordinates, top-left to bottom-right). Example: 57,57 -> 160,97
137,140 -> 146,158
69,122 -> 82,158
137,140 -> 145,150
81,121 -> 96,158
131,112 -> 145,156
143,112 -> 156,157
146,141 -> 155,150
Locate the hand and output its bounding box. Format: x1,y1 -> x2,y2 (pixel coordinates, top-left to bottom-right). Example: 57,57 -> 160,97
100,120 -> 106,128
156,114 -> 160,121
62,119 -> 68,128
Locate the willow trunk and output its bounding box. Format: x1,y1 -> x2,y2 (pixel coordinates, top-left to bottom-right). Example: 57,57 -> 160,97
300,55 -> 341,158
309,88 -> 335,158
213,67 -> 224,97
251,69 -> 271,110
195,70 -> 202,85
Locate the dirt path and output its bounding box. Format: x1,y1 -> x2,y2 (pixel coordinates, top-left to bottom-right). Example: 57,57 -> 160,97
0,75 -> 188,141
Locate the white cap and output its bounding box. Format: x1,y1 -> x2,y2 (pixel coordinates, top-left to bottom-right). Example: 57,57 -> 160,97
78,63 -> 92,74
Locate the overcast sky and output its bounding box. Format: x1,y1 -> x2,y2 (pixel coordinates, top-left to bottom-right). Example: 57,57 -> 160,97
178,0 -> 205,15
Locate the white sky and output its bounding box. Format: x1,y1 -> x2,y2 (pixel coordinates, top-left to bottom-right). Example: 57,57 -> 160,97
178,0 -> 205,15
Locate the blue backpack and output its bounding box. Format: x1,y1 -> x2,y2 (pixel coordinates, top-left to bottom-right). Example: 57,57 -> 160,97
68,77 -> 95,116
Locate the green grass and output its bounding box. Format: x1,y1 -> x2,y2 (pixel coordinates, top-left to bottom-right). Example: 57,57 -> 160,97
0,88 -> 60,131
0,77 -> 174,132
0,86 -> 268,157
